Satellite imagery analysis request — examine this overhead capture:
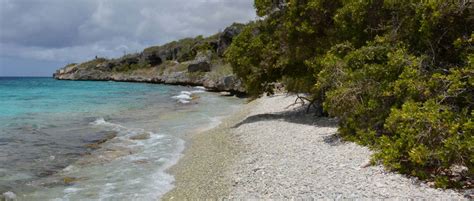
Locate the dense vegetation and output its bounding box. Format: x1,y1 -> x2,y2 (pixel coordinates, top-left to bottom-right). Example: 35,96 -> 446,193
226,0 -> 473,188
143,34 -> 221,63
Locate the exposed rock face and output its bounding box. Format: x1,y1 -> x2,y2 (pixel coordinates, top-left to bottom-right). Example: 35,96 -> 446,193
217,23 -> 245,56
219,76 -> 243,91
188,50 -> 212,72
143,52 -> 163,66
203,75 -> 244,92
194,50 -> 212,63
188,62 -> 211,72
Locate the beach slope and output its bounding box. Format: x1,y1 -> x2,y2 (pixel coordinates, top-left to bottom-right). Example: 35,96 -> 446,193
164,95 -> 466,199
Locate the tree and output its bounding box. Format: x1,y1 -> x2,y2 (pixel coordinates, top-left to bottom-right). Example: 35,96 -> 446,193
227,0 -> 473,187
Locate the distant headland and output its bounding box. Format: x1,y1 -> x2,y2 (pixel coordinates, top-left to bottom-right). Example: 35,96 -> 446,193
54,23 -> 246,95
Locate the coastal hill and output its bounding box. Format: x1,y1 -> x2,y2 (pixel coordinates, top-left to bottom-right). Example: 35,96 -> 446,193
53,23 -> 246,94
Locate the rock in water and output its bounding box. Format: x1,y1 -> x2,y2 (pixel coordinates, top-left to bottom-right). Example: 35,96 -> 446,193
84,131 -> 118,149
2,191 -> 17,201
129,133 -> 151,140
191,94 -> 200,100
220,91 -> 232,96
63,177 -> 79,185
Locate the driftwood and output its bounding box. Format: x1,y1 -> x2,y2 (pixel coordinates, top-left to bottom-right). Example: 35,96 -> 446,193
286,94 -> 324,116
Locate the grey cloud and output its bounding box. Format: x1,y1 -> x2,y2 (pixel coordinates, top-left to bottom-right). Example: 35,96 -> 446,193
0,0 -> 256,64
1,0 -> 96,47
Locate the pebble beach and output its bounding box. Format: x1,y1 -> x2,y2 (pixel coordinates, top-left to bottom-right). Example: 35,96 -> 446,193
163,94 -> 467,200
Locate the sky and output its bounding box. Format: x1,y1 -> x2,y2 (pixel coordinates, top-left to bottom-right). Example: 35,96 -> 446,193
0,0 -> 256,76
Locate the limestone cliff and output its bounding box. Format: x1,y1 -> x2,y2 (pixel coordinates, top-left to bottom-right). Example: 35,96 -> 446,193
53,23 -> 246,94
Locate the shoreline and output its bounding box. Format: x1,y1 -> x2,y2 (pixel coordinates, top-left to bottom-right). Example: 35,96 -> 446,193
0,81 -> 245,200
162,94 -> 468,199
162,98 -> 256,200
54,78 -> 247,97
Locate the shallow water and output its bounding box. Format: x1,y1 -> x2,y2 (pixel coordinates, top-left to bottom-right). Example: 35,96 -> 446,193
0,77 -> 243,200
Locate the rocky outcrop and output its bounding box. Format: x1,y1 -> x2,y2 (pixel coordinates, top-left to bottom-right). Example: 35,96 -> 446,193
188,62 -> 211,72
53,23 -> 247,94
217,23 -> 245,56
54,64 -> 245,93
203,75 -> 244,92
143,52 -> 163,66
193,50 -> 212,63
187,50 -> 212,72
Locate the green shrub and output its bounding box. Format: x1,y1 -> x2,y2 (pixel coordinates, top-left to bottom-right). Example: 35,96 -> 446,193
380,99 -> 473,186
143,34 -> 220,63
315,42 -> 415,143
316,40 -> 472,186
225,21 -> 284,96
227,0 -> 473,188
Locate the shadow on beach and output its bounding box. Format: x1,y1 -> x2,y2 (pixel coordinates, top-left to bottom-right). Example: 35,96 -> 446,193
232,104 -> 337,129
232,102 -> 345,146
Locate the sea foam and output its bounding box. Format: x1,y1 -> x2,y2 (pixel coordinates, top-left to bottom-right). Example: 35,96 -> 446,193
171,89 -> 205,104
53,117 -> 184,200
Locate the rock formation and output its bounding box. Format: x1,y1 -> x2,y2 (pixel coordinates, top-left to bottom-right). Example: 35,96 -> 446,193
217,23 -> 245,56
54,23 -> 246,94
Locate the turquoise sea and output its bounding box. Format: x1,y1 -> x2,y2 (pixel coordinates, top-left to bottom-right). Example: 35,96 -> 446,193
0,77 -> 243,200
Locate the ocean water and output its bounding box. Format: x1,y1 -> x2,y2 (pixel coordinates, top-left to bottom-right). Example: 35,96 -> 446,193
0,77 -> 243,200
